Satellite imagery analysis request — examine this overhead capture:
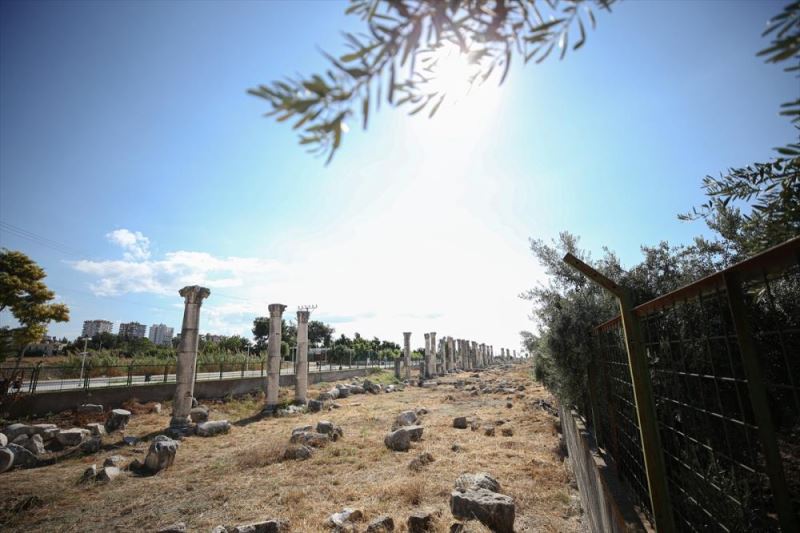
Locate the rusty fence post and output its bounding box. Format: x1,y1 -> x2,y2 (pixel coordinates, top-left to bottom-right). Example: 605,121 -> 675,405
724,272 -> 798,531
564,253 -> 676,533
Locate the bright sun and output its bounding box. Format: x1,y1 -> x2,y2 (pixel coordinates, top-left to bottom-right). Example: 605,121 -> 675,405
423,43 -> 480,102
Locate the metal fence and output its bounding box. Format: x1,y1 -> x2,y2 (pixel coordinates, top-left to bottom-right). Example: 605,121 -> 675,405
571,237 -> 799,532
1,350 -> 394,395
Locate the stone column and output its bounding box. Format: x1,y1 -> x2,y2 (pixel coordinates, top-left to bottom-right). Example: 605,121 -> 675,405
264,303 -> 287,412
471,341 -> 478,369
403,332 -> 412,380
429,332 -> 437,377
170,285 -> 210,429
294,309 -> 310,404
447,337 -> 455,372
423,333 -> 430,379
460,339 -> 467,369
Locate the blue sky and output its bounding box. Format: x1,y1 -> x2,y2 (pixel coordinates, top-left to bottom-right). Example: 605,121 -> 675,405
0,0 -> 796,351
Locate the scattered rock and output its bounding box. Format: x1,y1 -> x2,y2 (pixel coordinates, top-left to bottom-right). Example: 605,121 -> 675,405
0,434 -> 6,447
156,522 -> 186,533
78,403 -> 104,414
142,435 -> 179,473
384,428 -> 411,452
451,443 -> 464,453
80,464 -> 97,483
30,424 -> 59,440
105,409 -> 132,432
2,423 -> 32,441
56,428 -> 90,447
421,381 -> 438,388
409,452 -> 435,471
349,385 -> 365,394
336,384 -> 351,398
316,420 -> 343,441
482,425 -> 495,437
505,402 -> 513,409
327,508 -> 363,529
123,436 -> 140,446
501,427 -> 514,437
196,420 -> 231,437
96,465 -> 121,482
452,417 -> 468,429
80,436 -> 102,454
366,515 -> 394,532
394,410 -> 418,428
405,425 -> 424,442
469,419 -> 481,431
283,444 -> 314,461
230,520 -> 289,533
414,407 -> 428,416
24,434 -> 45,456
0,447 -> 14,473
85,422 -> 107,437
308,399 -> 324,412
289,429 -> 329,447
190,406 -> 209,423
362,379 -> 381,394
407,510 -> 439,532
454,473 -> 501,493
104,455 -> 126,468
152,403 -> 163,414
450,489 -> 515,533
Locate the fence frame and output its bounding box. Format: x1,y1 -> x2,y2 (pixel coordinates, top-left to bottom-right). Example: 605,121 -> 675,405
565,236 -> 800,532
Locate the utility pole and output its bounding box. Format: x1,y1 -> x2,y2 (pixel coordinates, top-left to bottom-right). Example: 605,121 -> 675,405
79,337 -> 89,383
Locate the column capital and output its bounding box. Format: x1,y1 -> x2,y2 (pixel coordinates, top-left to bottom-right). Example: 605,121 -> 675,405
296,309 -> 310,323
424,332 -> 430,339
179,285 -> 210,305
268,303 -> 287,317
403,331 -> 412,337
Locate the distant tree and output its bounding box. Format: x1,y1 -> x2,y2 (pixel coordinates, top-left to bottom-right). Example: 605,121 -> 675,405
250,0 -> 615,162
0,249 -> 69,366
252,316 -> 269,352
308,320 -> 335,347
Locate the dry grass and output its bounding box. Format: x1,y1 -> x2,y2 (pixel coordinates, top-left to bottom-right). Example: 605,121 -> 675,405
1,365 -> 583,532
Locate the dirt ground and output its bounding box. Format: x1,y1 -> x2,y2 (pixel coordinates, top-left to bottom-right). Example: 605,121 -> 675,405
1,364 -> 583,532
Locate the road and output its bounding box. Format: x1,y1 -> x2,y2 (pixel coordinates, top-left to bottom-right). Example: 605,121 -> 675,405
22,362 -> 393,393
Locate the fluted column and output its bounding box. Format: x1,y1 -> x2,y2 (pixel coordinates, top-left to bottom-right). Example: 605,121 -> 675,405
403,332 -> 412,380
294,309 -> 310,404
170,285 -> 210,429
264,303 -> 287,412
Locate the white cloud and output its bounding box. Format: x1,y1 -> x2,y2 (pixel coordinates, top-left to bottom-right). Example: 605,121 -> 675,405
106,229 -> 151,261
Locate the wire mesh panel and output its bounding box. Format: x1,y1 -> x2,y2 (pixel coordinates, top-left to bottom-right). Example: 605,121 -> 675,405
584,239 -> 800,532
592,321 -> 653,523
641,291 -> 776,531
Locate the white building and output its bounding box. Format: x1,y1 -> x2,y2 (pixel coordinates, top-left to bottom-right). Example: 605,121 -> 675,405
119,321 -> 147,340
81,319 -> 113,338
148,323 -> 174,346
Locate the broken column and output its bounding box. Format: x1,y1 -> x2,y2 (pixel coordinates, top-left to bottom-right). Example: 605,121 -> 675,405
423,333 -> 431,379
264,303 -> 287,413
170,285 -> 210,430
429,332 -> 437,378
294,308 -> 310,404
403,332 -> 412,380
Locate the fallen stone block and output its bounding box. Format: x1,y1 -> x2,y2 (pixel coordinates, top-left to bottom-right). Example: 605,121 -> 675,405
316,420 -> 343,441
230,519 -> 289,533
85,422 -> 107,437
283,444 -> 313,461
366,515 -> 394,532
450,489 -> 515,533
142,435 -> 179,473
196,420 -> 231,437
452,417 -> 468,429
105,409 -> 132,432
384,428 -> 411,452
0,447 -> 14,473
2,423 -> 32,441
96,465 -> 121,482
407,510 -> 439,532
77,403 -> 103,415
190,406 -> 209,423
56,428 -> 90,447
454,473 -> 501,493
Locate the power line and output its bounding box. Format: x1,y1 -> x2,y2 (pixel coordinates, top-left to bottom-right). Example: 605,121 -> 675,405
0,221 -> 89,258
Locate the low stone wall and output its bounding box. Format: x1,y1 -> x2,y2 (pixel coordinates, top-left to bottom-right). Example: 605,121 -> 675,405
559,405 -> 650,533
1,368 -> 379,418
